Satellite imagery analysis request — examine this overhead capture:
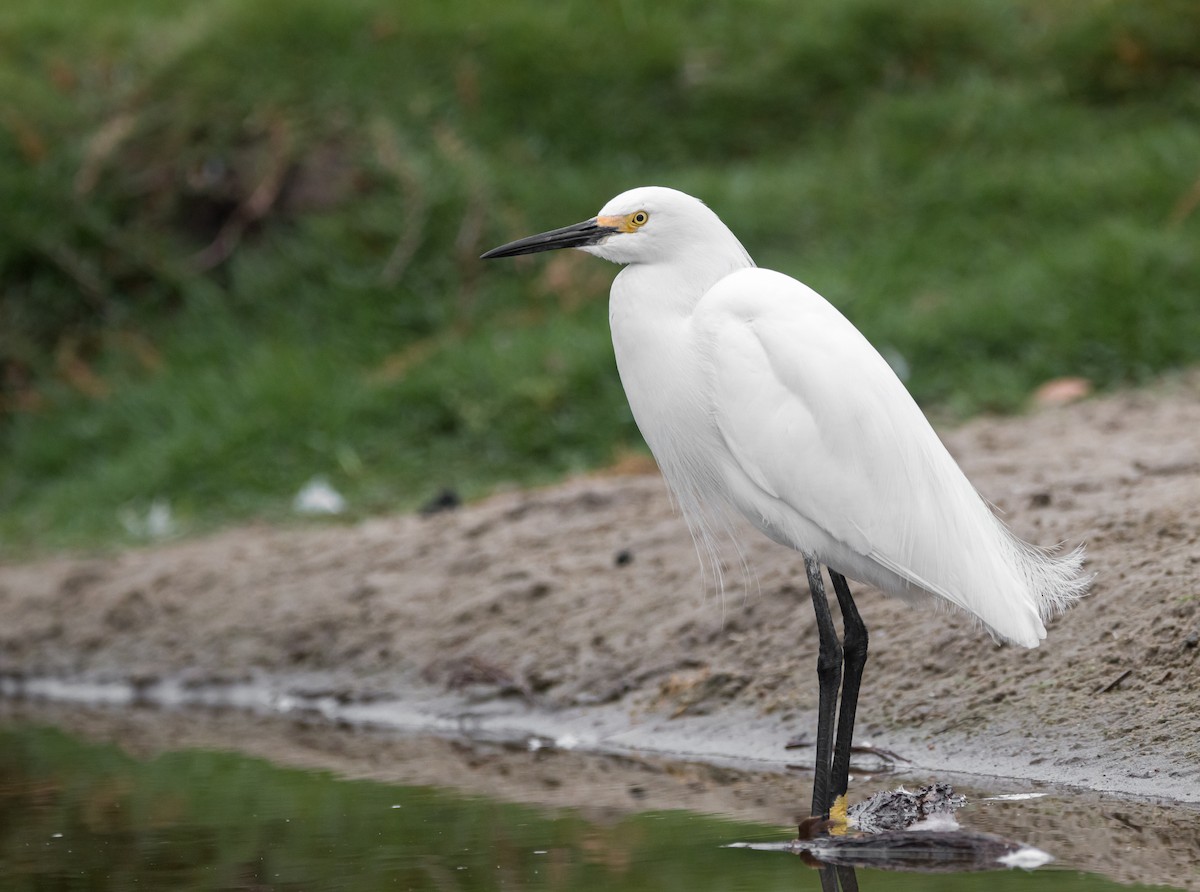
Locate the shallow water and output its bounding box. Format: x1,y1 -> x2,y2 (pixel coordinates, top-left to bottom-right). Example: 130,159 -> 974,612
1,722 -> 1189,892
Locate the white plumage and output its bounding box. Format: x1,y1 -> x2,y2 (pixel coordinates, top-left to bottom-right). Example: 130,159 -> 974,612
482,185 -> 1089,818
590,186 -> 1087,647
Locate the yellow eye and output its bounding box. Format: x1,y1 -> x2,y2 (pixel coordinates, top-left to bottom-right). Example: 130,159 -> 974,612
631,211 -> 649,227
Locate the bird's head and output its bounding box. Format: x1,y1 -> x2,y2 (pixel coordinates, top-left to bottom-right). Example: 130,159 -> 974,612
481,186 -> 751,268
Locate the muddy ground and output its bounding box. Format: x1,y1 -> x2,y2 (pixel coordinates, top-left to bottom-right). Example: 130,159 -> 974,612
1,373 -> 1198,814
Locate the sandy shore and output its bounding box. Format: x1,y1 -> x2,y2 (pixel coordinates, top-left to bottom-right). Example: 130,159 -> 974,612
2,374 -> 1199,807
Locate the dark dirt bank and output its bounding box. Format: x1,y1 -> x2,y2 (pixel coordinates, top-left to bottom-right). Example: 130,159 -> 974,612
1,374 -> 1198,812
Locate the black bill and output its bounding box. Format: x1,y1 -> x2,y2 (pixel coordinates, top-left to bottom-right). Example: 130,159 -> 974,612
480,218 -> 617,259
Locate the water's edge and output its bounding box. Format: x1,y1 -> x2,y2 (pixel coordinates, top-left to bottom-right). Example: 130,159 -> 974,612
2,672 -> 1194,805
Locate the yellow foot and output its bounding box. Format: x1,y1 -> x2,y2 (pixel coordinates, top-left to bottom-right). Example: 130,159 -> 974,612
828,794 -> 850,836
797,794 -> 852,840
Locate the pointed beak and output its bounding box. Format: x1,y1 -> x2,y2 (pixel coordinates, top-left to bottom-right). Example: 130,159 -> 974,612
480,217 -> 618,259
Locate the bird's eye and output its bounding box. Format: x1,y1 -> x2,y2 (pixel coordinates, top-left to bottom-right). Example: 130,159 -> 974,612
631,211 -> 649,227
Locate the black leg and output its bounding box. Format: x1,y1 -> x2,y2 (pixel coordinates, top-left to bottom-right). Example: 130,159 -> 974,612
829,570 -> 868,804
817,862 -> 859,891
804,557 -> 842,818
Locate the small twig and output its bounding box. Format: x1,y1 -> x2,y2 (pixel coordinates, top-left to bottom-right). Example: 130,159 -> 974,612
851,744 -> 911,764
935,715 -> 979,735
75,111 -> 139,197
372,117 -> 429,285
1167,170 -> 1200,228
191,116 -> 292,272
785,735 -> 909,764
1095,668 -> 1132,694
1104,811 -> 1144,833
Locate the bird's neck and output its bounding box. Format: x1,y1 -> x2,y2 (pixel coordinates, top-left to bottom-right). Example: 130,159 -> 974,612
615,244 -> 754,316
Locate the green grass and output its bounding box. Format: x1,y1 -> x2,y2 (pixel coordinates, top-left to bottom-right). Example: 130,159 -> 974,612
2,0 -> 1200,553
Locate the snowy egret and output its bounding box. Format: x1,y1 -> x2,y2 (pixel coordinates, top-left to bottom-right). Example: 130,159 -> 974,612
482,186 -> 1088,819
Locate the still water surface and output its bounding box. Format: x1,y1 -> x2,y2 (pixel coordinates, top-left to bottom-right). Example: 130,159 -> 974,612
0,723 -> 1183,891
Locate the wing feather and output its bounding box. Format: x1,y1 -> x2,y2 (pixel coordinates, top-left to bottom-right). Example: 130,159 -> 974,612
692,268 -> 1048,644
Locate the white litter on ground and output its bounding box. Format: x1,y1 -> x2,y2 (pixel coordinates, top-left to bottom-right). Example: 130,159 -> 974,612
293,477 -> 346,514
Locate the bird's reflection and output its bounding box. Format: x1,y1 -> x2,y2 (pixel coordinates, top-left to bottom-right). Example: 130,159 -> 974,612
730,816 -> 1051,883
819,864 -> 859,892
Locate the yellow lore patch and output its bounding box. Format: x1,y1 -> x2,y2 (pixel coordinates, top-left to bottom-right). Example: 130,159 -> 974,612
599,211 -> 650,233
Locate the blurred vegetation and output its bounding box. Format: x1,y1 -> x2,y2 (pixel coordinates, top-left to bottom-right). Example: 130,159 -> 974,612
0,723 -> 1162,891
1,0 -> 1199,552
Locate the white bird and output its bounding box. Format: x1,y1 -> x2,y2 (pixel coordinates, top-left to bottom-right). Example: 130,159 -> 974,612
482,186 -> 1088,821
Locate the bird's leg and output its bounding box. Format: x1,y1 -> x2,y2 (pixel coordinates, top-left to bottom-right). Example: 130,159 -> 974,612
829,570 -> 868,805
804,556 -> 842,818
816,862 -> 860,892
